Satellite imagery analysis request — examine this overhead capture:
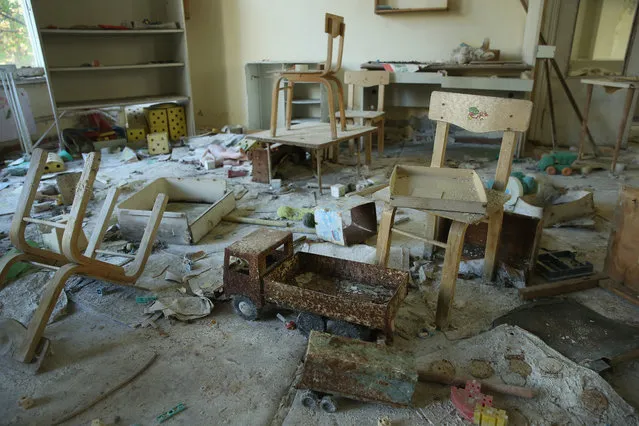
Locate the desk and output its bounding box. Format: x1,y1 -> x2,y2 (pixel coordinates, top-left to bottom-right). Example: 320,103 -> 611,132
246,123 -> 376,194
579,77 -> 638,172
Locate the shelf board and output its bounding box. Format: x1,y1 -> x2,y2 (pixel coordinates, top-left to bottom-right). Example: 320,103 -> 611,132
375,7 -> 448,14
57,94 -> 189,111
292,99 -> 321,105
40,29 -> 184,35
292,117 -> 321,123
49,63 -> 185,72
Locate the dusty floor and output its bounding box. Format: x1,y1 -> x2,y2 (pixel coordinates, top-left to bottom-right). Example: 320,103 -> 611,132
0,138 -> 638,425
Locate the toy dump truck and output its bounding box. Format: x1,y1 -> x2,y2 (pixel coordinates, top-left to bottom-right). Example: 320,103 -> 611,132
223,229 -> 409,340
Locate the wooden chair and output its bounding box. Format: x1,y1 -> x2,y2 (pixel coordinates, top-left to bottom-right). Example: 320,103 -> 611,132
0,149 -> 168,364
376,91 -> 533,329
270,13 -> 347,140
0,149 -> 95,285
337,70 -> 390,155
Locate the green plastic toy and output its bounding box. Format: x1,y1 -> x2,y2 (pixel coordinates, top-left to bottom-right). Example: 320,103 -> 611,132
537,152 -> 578,176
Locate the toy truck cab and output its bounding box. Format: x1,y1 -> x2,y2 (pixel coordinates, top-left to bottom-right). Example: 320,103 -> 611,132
223,229 -> 293,320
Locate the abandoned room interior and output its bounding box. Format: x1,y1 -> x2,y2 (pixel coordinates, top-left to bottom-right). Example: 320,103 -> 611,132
1,0 -> 639,424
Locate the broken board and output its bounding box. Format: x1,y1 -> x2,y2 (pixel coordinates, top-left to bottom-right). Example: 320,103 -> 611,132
117,177 -> 236,245
605,186 -> 639,293
389,165 -> 487,213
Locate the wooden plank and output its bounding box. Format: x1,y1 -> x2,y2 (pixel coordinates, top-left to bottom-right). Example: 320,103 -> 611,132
519,273 -> 605,300
57,95 -> 189,111
612,87 -> 636,172
49,63 -> 185,72
435,221 -> 468,329
85,187 -> 121,257
581,78 -> 639,89
189,192 -> 236,243
22,218 -> 66,229
601,280 -> 639,306
521,0 -> 544,65
605,186 -> 639,290
376,206 -> 396,267
429,92 -> 533,133
544,191 -> 594,227
578,84 -> 594,160
441,77 -> 534,92
391,228 -> 448,249
40,29 -> 185,35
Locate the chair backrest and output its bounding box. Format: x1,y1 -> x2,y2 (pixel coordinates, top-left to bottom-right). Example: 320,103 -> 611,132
324,13 -> 345,75
344,70 -> 390,111
428,91 -> 533,191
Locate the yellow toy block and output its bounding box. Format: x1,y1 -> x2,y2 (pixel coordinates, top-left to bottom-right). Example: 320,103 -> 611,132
145,108 -> 169,134
474,405 -> 508,426
127,127 -> 147,143
167,105 -> 187,140
147,132 -> 170,155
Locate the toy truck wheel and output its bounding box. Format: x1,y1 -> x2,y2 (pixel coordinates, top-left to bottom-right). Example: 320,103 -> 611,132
297,312 -> 326,337
320,396 -> 338,413
232,295 -> 259,320
561,167 -> 573,176
545,166 -> 557,175
328,320 -> 372,341
300,390 -> 320,409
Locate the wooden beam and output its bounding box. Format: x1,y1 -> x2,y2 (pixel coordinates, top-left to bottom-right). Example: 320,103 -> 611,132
391,228 -> 448,249
522,0 -> 544,66
518,273 -> 605,300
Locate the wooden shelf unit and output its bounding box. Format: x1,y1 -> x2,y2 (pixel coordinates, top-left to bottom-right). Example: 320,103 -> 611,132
30,0 -> 195,136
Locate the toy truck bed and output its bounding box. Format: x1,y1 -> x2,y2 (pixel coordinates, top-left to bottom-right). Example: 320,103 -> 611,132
262,252 -> 408,337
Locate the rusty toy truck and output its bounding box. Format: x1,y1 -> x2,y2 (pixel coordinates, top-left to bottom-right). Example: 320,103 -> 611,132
223,229 -> 408,340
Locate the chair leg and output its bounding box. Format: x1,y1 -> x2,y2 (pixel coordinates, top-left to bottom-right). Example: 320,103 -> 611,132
16,263 -> 82,363
483,208 -> 504,281
319,78 -> 337,139
376,206 -> 396,267
270,77 -> 284,137
286,81 -> 294,130
326,75 -> 347,131
435,221 -> 468,330
365,132 -> 372,165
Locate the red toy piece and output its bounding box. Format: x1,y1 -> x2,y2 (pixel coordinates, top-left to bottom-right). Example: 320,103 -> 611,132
450,380 -> 493,421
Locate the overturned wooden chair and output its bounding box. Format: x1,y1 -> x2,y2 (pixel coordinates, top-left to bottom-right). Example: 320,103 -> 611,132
376,92 -> 533,329
270,13 -> 347,139
0,149 -> 167,366
337,70 -> 390,155
0,149 -> 96,284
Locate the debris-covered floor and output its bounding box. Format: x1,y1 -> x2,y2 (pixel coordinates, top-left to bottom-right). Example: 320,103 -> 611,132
1,138 -> 638,425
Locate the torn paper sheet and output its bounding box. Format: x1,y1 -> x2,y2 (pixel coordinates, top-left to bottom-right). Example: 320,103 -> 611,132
145,296 -> 213,321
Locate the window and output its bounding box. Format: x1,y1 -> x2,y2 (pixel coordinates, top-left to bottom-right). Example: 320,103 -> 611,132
0,0 -> 40,67
569,0 -> 638,76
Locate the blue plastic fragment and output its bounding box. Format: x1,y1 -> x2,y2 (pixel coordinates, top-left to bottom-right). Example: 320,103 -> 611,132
156,402 -> 186,423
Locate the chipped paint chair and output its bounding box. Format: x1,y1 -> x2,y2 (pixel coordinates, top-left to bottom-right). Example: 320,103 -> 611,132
376,91 -> 533,329
336,70 -> 390,156
270,13 -> 347,140
0,149 -> 167,366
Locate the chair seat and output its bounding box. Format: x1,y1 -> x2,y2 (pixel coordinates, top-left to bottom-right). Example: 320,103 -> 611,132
373,187 -> 509,225
336,109 -> 385,120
